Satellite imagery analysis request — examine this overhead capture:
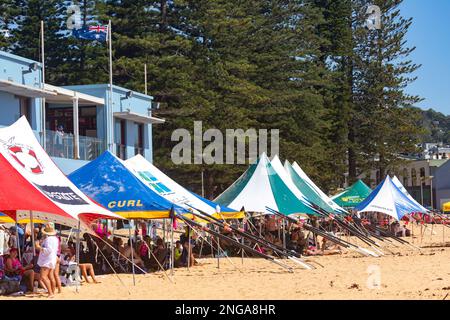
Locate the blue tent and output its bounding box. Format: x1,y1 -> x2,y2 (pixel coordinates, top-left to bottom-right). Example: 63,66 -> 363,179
355,176 -> 427,220
68,151 -> 186,219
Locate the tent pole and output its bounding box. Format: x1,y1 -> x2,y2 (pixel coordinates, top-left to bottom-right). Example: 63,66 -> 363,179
241,221 -> 244,265
216,236 -> 220,269
282,219 -> 286,250
198,234 -> 204,258
187,226 -> 191,271
128,226 -> 136,286
163,220 -> 166,244
15,222 -> 21,262
170,221 -> 174,276
444,222 -> 446,245
30,211 -> 36,257
75,220 -> 80,293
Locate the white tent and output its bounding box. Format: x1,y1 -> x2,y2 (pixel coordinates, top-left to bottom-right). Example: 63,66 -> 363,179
214,153 -> 317,215
355,176 -> 428,220
124,155 -> 243,219
391,175 -> 429,213
284,160 -> 346,213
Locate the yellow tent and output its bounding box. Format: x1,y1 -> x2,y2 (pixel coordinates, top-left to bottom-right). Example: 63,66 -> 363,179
442,202 -> 450,213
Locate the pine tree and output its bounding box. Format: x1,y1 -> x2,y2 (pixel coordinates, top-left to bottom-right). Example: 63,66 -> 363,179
13,0 -> 69,83
352,0 -> 423,179
0,0 -> 18,50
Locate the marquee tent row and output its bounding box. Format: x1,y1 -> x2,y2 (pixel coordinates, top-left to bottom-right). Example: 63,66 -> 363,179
214,153 -> 346,216
68,151 -> 243,221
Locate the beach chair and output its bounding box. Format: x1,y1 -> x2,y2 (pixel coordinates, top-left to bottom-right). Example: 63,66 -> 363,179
60,262 -> 82,287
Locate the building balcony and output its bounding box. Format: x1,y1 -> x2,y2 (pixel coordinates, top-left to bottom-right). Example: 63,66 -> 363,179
46,129 -> 106,161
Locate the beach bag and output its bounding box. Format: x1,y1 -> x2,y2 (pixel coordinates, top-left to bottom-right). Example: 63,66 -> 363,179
0,279 -> 20,295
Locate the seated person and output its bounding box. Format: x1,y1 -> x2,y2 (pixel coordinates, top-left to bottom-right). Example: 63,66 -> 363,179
321,238 -> 342,255
123,239 -> 145,270
0,255 -> 4,280
295,229 -> 307,255
148,238 -> 168,270
174,241 -> 183,268
179,240 -> 196,267
304,235 -> 321,256
60,245 -> 100,284
137,237 -> 151,268
4,248 -> 35,292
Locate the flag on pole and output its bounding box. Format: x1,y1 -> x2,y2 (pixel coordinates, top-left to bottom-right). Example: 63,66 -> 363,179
72,25 -> 108,42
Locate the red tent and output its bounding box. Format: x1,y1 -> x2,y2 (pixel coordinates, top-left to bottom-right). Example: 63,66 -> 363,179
0,116 -> 121,230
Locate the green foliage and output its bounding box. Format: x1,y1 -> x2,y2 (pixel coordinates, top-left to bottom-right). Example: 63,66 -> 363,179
4,0 -> 431,196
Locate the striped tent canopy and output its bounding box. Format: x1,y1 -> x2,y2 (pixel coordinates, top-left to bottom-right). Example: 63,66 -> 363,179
214,153 -> 317,215
284,160 -> 347,214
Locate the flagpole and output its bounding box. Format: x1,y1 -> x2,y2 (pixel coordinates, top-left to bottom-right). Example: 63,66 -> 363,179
40,20 -> 46,150
144,63 -> 147,95
108,20 -> 114,153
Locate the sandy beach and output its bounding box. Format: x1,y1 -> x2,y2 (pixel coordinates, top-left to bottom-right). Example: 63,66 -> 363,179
2,224 -> 449,300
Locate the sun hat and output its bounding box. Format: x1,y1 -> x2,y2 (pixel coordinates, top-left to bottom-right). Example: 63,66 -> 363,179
42,225 -> 57,236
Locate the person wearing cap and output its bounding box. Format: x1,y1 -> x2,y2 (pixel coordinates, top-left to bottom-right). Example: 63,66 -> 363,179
35,225 -> 59,298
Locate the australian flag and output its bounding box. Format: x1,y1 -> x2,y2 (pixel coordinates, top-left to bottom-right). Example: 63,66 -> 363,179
72,25 -> 108,42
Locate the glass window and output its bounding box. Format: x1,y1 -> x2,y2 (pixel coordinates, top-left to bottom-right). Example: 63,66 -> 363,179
135,123 -> 144,155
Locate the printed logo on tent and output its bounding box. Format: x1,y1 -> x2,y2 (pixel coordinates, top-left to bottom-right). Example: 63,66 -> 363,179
33,184 -> 88,205
342,196 -> 362,203
138,171 -> 173,195
0,139 -> 45,174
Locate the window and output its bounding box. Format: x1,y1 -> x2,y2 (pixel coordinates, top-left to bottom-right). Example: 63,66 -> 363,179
403,168 -> 408,186
420,167 -> 426,185
19,97 -> 31,123
135,123 -> 144,155
116,119 -> 126,160
411,168 -> 417,187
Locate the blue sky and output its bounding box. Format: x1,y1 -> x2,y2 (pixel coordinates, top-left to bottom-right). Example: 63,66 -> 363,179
400,0 -> 450,115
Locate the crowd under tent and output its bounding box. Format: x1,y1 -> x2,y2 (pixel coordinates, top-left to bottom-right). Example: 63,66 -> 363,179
284,160 -> 346,214
355,175 -> 428,221
124,155 -> 243,220
214,153 -> 317,215
331,180 -> 372,209
68,151 -> 186,220
0,117 -> 120,229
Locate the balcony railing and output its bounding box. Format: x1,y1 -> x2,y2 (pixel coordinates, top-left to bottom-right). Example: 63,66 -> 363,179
116,144 -> 126,160
0,125 -> 105,161
46,129 -> 106,161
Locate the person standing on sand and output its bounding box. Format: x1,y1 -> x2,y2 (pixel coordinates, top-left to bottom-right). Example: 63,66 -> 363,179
35,225 -> 59,298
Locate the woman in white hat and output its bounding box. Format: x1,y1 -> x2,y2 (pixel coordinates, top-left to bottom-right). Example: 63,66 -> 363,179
35,225 -> 59,298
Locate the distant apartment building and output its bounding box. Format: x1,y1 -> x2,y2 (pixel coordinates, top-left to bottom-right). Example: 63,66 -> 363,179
0,51 -> 164,173
366,154 -> 450,211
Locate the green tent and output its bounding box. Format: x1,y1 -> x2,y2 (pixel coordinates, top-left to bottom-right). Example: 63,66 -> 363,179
331,180 -> 372,208
214,153 -> 317,215
283,160 -> 346,214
